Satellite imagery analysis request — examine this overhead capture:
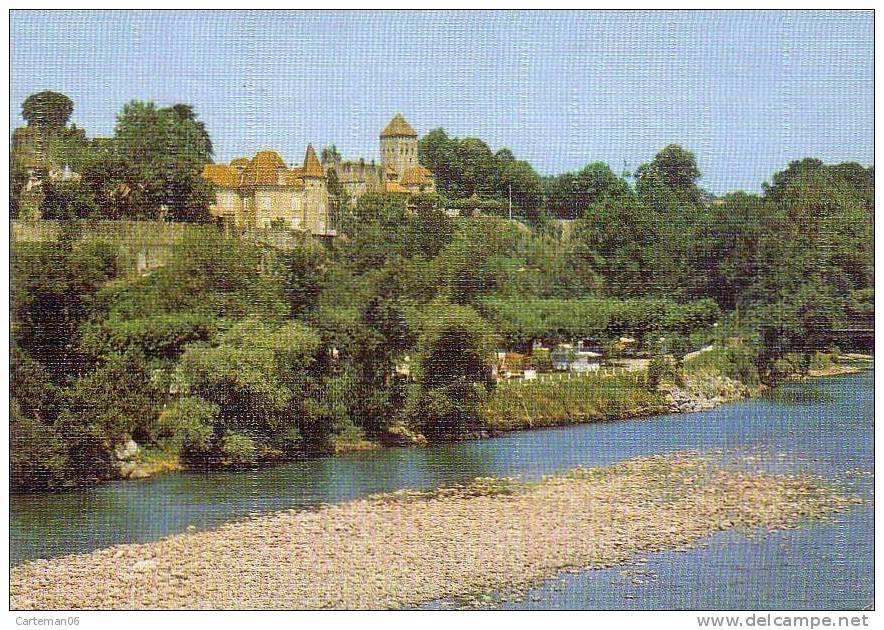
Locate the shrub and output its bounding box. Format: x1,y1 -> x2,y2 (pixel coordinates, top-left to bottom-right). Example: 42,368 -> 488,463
81,313 -> 219,361
220,432 -> 257,467
646,355 -> 669,390
10,402 -> 69,492
62,351 -> 162,445
156,397 -> 218,464
684,345 -> 761,387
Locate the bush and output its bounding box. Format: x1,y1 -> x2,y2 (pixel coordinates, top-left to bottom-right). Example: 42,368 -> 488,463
175,319 -> 322,453
63,351 -> 162,445
156,397 -> 218,464
684,345 -> 761,387
10,402 -> 69,492
646,355 -> 669,390
81,313 -> 219,361
220,432 -> 257,467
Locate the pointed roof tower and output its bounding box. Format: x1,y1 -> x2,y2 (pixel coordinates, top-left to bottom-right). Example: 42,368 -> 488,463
302,144 -> 325,178
381,113 -> 417,138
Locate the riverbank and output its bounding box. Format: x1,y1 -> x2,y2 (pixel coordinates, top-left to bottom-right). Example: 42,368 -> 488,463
10,451 -> 858,610
807,353 -> 874,378
479,372 -> 670,432
43,350 -> 877,485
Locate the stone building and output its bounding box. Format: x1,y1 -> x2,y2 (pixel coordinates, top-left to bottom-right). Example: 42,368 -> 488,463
321,113 -> 436,199
202,113 -> 435,235
201,144 -> 331,235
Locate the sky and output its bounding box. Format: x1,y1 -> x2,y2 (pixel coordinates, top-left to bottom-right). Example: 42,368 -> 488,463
10,10 -> 874,194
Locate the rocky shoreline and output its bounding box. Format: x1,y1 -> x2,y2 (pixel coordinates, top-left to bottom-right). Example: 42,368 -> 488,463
662,374 -> 762,414
11,451 -> 859,610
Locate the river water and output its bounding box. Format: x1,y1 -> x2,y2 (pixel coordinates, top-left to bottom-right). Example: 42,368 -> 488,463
10,371 -> 874,609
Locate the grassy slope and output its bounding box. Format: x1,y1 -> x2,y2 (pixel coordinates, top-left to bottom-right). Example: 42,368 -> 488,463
480,371 -> 668,431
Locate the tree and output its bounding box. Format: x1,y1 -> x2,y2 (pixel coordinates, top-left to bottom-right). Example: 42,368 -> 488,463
571,196 -> 662,297
636,144 -> 702,209
176,320 -> 324,454
12,241 -> 119,383
410,303 -> 496,438
62,351 -> 163,445
10,160 -> 29,218
419,128 -> 462,197
406,204 -> 454,258
321,144 -> 342,164
169,103 -> 213,156
113,100 -> 215,221
755,278 -> 844,376
22,91 -> 73,128
278,239 -> 330,317
543,162 -> 632,219
11,402 -> 69,492
39,180 -> 99,220
418,128 -> 539,209
498,158 -> 542,218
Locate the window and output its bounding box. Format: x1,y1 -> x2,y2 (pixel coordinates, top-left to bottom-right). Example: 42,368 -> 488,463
261,194 -> 271,210
224,192 -> 235,207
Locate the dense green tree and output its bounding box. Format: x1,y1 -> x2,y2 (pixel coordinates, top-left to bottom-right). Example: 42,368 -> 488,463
636,144 -> 702,209
410,303 -> 496,438
543,162 -> 632,218
754,277 -> 845,375
101,231 -> 287,320
62,350 -> 163,445
418,128 -> 541,214
39,179 -> 99,220
113,101 -> 214,221
11,401 -> 69,492
570,196 -> 662,296
22,90 -> 74,128
11,240 -> 119,383
176,320 -> 323,455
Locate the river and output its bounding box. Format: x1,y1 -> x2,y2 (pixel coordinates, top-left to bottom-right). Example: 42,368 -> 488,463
10,371 -> 874,609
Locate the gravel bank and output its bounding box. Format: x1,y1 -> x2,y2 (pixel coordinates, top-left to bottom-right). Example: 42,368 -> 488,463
10,452 -> 858,610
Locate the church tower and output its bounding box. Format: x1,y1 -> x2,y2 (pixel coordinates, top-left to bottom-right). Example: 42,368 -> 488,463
302,144 -> 329,234
380,113 -> 418,178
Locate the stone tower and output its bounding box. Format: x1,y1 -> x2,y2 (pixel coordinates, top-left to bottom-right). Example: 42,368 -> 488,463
380,113 -> 418,178
302,144 -> 329,234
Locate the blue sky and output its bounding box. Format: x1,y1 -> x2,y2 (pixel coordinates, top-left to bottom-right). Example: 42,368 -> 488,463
10,10 -> 873,194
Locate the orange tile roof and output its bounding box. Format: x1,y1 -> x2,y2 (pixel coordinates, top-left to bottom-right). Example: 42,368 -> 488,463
282,169 -> 305,188
400,165 -> 433,186
380,113 -> 417,138
302,144 -> 325,178
241,150 -> 288,187
203,151 -> 312,189
201,164 -> 240,188
385,181 -> 410,194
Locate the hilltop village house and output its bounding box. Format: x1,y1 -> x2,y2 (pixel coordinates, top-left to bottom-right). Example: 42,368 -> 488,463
201,113 -> 435,236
